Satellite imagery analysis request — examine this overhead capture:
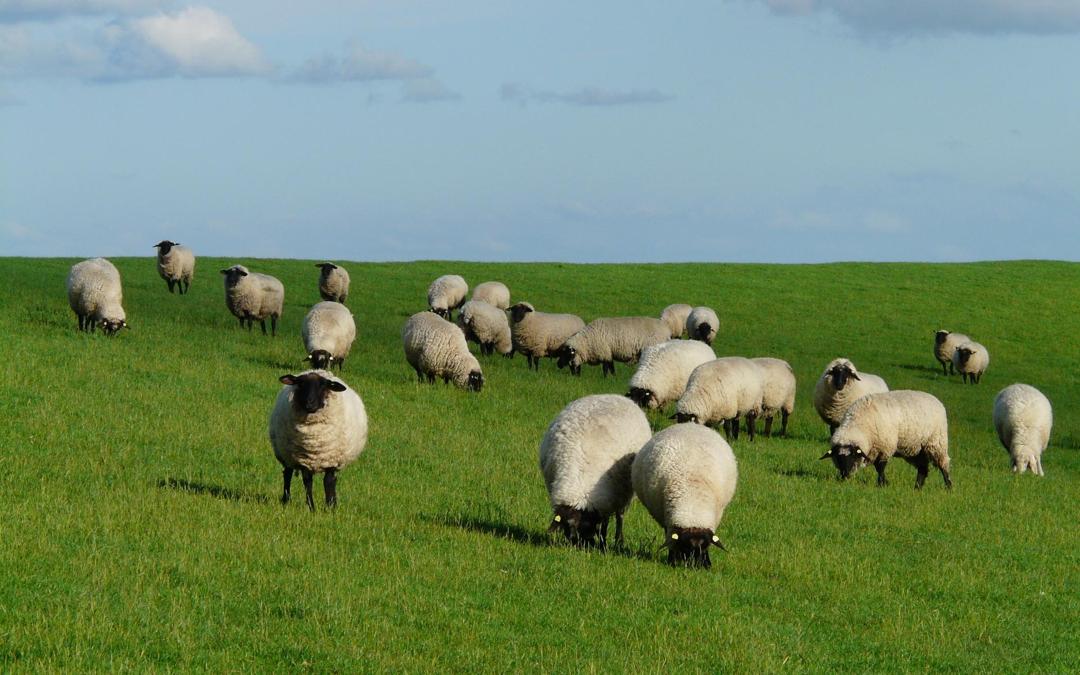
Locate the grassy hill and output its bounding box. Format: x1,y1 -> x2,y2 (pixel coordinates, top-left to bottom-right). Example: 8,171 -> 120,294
1,257 -> 1077,670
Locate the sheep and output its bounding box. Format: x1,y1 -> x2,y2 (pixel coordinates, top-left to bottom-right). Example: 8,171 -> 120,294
508,302 -> 586,371
812,358 -> 889,435
427,274 -> 468,320
153,240 -> 195,294
952,341 -> 989,384
685,306 -> 720,345
268,370 -> 368,510
934,330 -> 970,375
302,301 -> 357,370
674,357 -> 764,441
66,257 -> 127,335
627,339 -> 715,410
456,300 -> 512,357
470,281 -> 510,309
751,357 -> 796,437
220,265 -> 285,336
555,317 -> 670,377
822,390 -> 952,489
540,394 -> 652,548
315,262 -> 350,304
402,311 -> 484,391
993,383 -> 1052,476
660,303 -> 692,339
632,423 -> 737,568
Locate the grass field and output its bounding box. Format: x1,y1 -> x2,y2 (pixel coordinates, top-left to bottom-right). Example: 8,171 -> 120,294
1,257 -> 1077,671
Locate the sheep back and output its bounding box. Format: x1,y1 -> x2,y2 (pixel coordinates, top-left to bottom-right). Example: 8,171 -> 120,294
660,303 -> 692,338
832,390 -> 949,468
458,300 -> 512,355
934,330 -> 969,367
269,370 -> 368,473
157,245 -> 195,284
993,383 -> 1052,476
676,357 -> 764,424
402,311 -> 483,389
510,303 -> 586,359
752,357 -> 797,417
224,265 -> 285,321
629,339 -> 716,409
952,341 -> 990,379
686,306 -> 720,345
812,358 -> 889,428
564,317 -> 671,368
317,263 -> 350,303
67,257 -> 125,323
471,281 -> 511,309
303,301 -> 357,361
427,275 -> 468,314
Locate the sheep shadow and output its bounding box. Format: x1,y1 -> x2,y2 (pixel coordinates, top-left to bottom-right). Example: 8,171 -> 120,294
772,467 -> 828,481
243,355 -> 303,371
158,477 -> 272,504
895,363 -> 944,376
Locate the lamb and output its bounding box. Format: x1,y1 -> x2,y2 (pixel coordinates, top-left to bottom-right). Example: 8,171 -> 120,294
470,281 -> 510,309
427,274 -> 468,320
540,394 -> 652,548
508,302 -> 585,371
456,300 -> 512,357
555,317 -> 670,377
812,358 -> 889,434
822,390 -> 952,489
220,265 -> 285,336
66,257 -> 127,335
153,240 -> 195,294
751,357 -> 796,437
952,341 -> 989,384
993,383 -> 1052,476
302,301 -> 357,370
660,303 -> 692,339
632,423 -> 738,568
268,370 -> 368,510
934,330 -> 969,375
627,339 -> 715,410
685,306 -> 720,345
402,311 -> 484,391
674,357 -> 764,440
315,262 -> 350,304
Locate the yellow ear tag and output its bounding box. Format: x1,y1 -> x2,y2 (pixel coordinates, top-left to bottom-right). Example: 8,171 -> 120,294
670,533 -> 679,540
554,515 -> 561,522
712,535 -> 720,543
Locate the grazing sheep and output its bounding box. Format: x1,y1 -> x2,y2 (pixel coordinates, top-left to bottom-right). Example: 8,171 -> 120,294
994,383 -> 1052,476
221,265 -> 285,336
302,301 -> 357,370
456,300 -> 512,357
555,317 -> 670,377
427,274 -> 468,320
315,262 -> 350,304
509,302 -> 585,371
685,306 -> 720,345
269,370 -> 368,510
471,281 -> 511,309
627,340 -> 715,410
934,330 -> 969,375
751,357 -> 796,437
66,257 -> 127,335
675,357 -> 764,441
153,240 -> 195,294
952,341 -> 989,384
823,390 -> 951,489
632,423 -> 738,568
812,358 -> 889,435
540,395 -> 652,548
402,311 -> 484,391
660,303 -> 692,339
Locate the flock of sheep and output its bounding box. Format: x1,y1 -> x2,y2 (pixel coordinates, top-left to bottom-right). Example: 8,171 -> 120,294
63,247 -> 1056,567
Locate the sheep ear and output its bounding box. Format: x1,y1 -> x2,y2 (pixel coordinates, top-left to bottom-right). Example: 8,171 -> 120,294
819,451 -> 833,460
850,371 -> 861,381
280,375 -> 297,385
547,515 -> 561,533
711,535 -> 727,551
326,381 -> 347,392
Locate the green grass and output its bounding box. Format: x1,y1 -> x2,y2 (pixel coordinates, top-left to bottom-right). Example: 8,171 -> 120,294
1,257 -> 1077,671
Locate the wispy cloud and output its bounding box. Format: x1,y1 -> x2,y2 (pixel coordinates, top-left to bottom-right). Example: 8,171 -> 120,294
501,82 -> 674,107
289,41 -> 459,103
0,0 -> 167,23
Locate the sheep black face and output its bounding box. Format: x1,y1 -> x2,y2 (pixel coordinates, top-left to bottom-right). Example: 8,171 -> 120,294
467,370 -> 484,392
548,505 -> 604,547
315,262 -> 338,273
100,318 -> 127,336
828,363 -> 860,390
666,528 -> 725,568
154,240 -> 177,256
695,323 -> 713,344
627,387 -> 656,409
935,330 -> 950,346
821,444 -> 867,479
673,412 -> 699,424
509,303 -> 533,324
955,347 -> 973,367
431,307 -> 450,320
307,349 -> 334,370
555,345 -> 576,370
280,373 -> 347,415
220,266 -> 248,285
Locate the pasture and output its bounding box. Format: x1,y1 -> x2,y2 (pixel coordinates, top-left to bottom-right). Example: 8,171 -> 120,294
1,257 -> 1077,671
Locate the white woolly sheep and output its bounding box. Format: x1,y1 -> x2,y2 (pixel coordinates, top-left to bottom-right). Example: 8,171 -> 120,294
456,300 -> 512,357
934,330 -> 969,376
315,262 -> 350,304
823,390 -> 952,489
952,341 -> 989,384
302,301 -> 357,370
402,311 -> 484,391
660,303 -> 692,339
751,357 -> 796,437
153,240 -> 195,294
994,383 -> 1052,476
556,317 -> 670,377
221,265 -> 285,336
812,358 -> 889,434
268,370 -> 368,510
471,281 -> 511,309
627,339 -> 715,410
632,423 -> 738,568
685,306 -> 720,345
427,274 -> 468,320
540,394 -> 652,548
508,302 -> 586,371
675,357 -> 765,440
67,257 -> 127,335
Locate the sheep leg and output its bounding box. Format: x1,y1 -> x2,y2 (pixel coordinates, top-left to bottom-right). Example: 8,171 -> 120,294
614,511 -> 624,547
301,469 -> 315,511
259,319 -> 268,336
780,409 -> 790,436
746,412 -> 757,441
280,467 -> 293,505
598,518 -> 608,551
323,469 -> 337,508
874,460 -> 889,487
763,416 -> 773,438
913,453 -> 930,490
271,315 -> 278,337
722,419 -> 731,439
731,417 -> 740,440
167,279 -> 176,293
939,464 -> 953,489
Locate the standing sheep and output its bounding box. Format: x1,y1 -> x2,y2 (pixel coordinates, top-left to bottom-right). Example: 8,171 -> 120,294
540,395 -> 652,548
660,303 -> 692,339
269,370 -> 368,510
632,423 -> 738,568
509,302 -> 585,371
812,358 -> 889,435
66,257 -> 127,335
221,265 -> 285,336
627,340 -> 715,410
993,383 -> 1052,476
674,357 -> 764,441
934,330 -> 969,375
402,311 -> 484,391
952,341 -> 989,384
471,281 -> 511,309
555,317 -> 670,377
153,240 -> 195,294
427,274 -> 468,320
685,306 -> 720,345
302,301 -> 357,370
315,262 -> 350,304
456,300 -> 512,357
751,357 -> 796,437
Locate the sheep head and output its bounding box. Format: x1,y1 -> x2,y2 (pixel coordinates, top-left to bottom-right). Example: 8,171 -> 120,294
100,318 -> 127,336
280,372 -> 346,415
955,347 -> 973,366
154,240 -> 178,256
467,370 -> 484,392
509,302 -> 534,323
220,265 -> 249,286
665,527 -> 725,569
548,505 -> 604,547
821,443 -> 868,480
627,387 -> 657,409
935,330 -> 950,346
827,361 -> 859,390
306,350 -> 334,370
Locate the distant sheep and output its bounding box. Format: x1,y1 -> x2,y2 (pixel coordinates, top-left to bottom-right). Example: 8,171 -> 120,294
457,300 -> 512,357
751,357 -> 796,437
315,262 -> 350,304
66,257 -> 127,335
812,358 -> 889,434
675,357 -> 764,441
934,330 -> 969,375
994,383 -> 1052,476
471,281 -> 511,309
627,339 -> 715,410
221,265 -> 285,336
509,302 -> 585,371
952,341 -> 989,384
427,274 -> 468,320
556,317 -> 670,377
685,306 -> 719,345
302,301 -> 357,370
154,240 -> 195,294
660,303 -> 692,339
402,311 -> 484,391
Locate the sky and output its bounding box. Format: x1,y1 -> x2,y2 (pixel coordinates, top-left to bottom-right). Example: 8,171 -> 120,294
2,0 -> 1078,263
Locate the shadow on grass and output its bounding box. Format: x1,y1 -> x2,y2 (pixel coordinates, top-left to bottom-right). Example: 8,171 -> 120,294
895,363 -> 944,376
158,477 -> 272,504
244,355 -> 303,371
772,467 -> 828,480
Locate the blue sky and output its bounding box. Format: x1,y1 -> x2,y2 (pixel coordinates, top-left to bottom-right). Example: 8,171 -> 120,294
2,1 -> 1077,262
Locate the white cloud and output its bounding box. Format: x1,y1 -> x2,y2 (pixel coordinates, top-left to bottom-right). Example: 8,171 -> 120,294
291,42 -> 432,83
501,82 -> 674,107
0,0 -> 167,23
